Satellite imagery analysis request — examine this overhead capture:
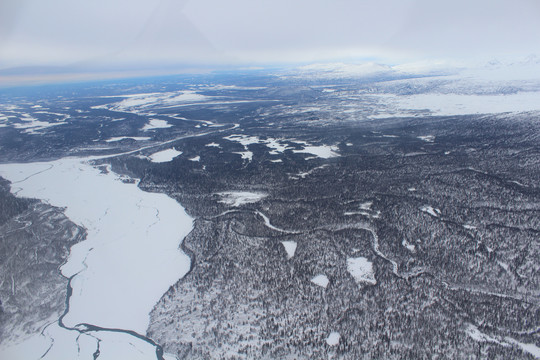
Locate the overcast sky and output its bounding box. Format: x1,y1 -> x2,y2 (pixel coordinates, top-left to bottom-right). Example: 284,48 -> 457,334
1,0 -> 540,72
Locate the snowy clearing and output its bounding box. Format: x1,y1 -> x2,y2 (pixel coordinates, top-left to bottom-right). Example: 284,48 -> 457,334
293,145 -> 339,159
217,191 -> 267,207
0,158 -> 194,359
326,332 -> 341,346
347,257 -> 376,285
281,241 -> 297,259
233,151 -> 253,161
149,148 -> 182,163
105,136 -> 151,142
420,205 -> 441,217
417,135 -> 435,142
466,324 -> 540,359
311,274 -> 329,288
142,119 -> 173,131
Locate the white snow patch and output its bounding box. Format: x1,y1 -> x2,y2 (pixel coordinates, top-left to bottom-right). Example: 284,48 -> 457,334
293,145 -> 339,159
281,241 -> 297,259
105,136 -> 150,142
217,191 -> 267,207
504,337 -> 540,359
466,324 -> 540,359
359,201 -> 373,210
13,113 -> 65,134
347,257 -> 377,285
206,142 -> 221,147
104,91 -> 210,113
402,239 -> 416,253
408,187 -> 416,192
223,134 -> 261,146
463,224 -> 477,230
149,148 -> 182,163
421,205 -> 441,217
311,274 -> 329,288
326,332 -> 340,346
142,119 -> 172,131
233,151 -> 253,161
188,156 -> 201,162
379,92 -> 540,117
417,135 -> 435,142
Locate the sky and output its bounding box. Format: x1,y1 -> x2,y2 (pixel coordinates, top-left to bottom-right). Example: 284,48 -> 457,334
1,0 -> 540,79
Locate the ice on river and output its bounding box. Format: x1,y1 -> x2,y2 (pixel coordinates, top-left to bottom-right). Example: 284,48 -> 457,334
0,158 -> 193,336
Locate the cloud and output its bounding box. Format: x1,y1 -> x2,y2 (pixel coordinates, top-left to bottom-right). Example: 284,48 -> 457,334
1,0 -> 539,71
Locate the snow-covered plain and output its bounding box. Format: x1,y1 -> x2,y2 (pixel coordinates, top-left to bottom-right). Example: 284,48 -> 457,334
0,157 -> 194,359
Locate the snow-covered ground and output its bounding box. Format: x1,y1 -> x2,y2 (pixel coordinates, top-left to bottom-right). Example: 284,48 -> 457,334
420,205 -> 441,217
11,113 -> 66,134
293,145 -> 339,159
149,148 -> 182,163
375,92 -> 540,117
346,257 -> 376,285
105,136 -> 151,142
311,274 -> 329,288
326,332 -> 340,346
281,241 -> 297,259
142,119 -> 172,131
217,191 -> 267,207
103,91 -> 210,113
0,157 -> 194,359
466,324 -> 540,359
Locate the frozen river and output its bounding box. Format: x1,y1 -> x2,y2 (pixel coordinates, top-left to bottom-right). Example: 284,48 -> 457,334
0,157 -> 193,359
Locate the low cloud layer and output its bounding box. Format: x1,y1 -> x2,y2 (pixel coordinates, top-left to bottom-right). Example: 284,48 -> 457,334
1,0 -> 539,71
